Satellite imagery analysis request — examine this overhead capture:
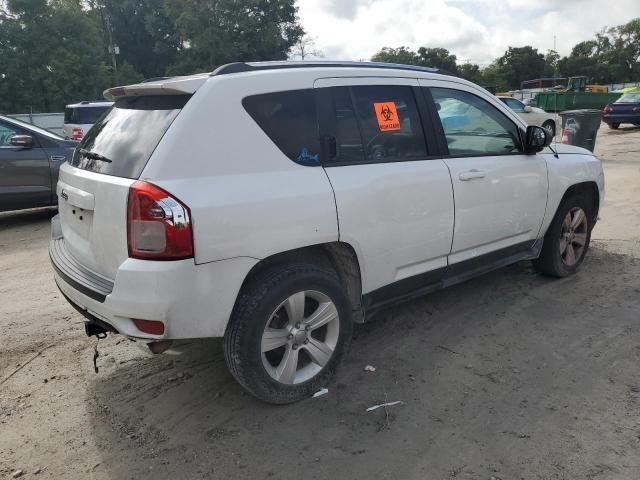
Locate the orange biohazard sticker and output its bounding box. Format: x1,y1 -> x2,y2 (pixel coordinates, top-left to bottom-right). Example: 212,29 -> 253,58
374,102 -> 401,132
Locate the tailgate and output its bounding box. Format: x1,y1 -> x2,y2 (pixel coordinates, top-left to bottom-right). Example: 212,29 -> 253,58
56,163 -> 133,279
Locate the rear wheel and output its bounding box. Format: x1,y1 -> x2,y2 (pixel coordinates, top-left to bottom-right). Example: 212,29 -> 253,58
609,123 -> 620,130
224,264 -> 353,404
542,120 -> 556,137
533,195 -> 592,278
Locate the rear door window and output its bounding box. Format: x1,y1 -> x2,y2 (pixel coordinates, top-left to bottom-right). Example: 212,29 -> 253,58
242,90 -> 321,165
350,85 -> 427,163
69,95 -> 189,179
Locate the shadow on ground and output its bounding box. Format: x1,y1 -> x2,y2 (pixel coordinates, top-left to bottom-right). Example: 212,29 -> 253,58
82,247 -> 640,479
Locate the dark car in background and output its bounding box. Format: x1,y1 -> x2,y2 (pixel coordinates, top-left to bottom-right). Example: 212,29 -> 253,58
603,93 -> 640,129
0,115 -> 77,212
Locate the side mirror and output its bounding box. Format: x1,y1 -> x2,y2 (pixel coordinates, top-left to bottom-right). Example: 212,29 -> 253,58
524,105 -> 533,113
9,134 -> 33,148
525,125 -> 552,154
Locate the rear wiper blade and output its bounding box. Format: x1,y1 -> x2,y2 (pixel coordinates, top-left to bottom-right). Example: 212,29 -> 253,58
78,148 -> 112,163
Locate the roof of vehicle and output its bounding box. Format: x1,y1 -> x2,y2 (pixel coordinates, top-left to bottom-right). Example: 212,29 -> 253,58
103,62 -> 461,101
65,101 -> 113,109
211,61 -> 452,76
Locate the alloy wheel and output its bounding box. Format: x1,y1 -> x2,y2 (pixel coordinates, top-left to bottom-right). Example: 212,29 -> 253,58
559,207 -> 588,267
261,290 -> 340,385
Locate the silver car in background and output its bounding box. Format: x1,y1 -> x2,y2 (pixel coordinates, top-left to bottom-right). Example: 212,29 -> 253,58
498,96 -> 557,136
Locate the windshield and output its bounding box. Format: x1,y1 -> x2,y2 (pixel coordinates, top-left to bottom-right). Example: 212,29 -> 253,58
617,93 -> 640,103
68,95 -> 190,179
4,116 -> 65,141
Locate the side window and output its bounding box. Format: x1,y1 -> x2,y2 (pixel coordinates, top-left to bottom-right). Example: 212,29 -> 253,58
327,87 -> 365,163
432,88 -> 523,157
242,89 -> 321,165
0,121 -> 20,147
350,85 -> 427,162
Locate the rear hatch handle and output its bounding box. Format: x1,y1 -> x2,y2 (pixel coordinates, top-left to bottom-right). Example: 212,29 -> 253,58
56,181 -> 95,211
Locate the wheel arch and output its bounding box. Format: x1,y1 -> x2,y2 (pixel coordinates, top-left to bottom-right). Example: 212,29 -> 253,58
558,181 -> 600,226
233,242 -> 365,326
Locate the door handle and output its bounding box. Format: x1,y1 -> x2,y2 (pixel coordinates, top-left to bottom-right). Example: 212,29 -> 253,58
50,156 -> 66,162
459,169 -> 486,181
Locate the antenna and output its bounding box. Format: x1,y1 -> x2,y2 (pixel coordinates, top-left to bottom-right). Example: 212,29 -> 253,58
553,34 -> 559,157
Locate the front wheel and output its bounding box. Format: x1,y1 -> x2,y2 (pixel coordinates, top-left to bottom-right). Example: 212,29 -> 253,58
224,264 -> 353,404
533,195 -> 592,278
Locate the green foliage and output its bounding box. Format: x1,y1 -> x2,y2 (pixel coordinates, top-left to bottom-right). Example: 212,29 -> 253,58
496,46 -> 546,89
0,0 -> 303,112
373,17 -> 640,91
2,2 -> 640,113
371,46 -> 419,65
165,0 -> 304,75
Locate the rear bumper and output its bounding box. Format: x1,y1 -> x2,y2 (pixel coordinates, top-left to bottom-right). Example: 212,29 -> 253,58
603,114 -> 640,124
50,217 -> 258,340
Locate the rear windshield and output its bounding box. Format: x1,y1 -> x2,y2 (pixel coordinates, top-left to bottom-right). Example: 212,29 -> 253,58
616,93 -> 640,103
69,95 -> 189,179
64,106 -> 112,124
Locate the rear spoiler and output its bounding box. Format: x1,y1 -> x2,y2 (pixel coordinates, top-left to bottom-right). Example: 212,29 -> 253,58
103,74 -> 209,101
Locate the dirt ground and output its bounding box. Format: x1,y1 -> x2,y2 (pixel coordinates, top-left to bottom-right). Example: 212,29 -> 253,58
1,125 -> 640,480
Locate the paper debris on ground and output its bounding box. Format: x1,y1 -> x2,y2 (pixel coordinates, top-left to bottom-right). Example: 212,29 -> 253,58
366,401 -> 403,412
364,365 -> 376,372
313,388 -> 329,398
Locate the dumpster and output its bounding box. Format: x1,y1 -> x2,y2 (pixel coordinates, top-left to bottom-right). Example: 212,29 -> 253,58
536,92 -> 621,112
559,109 -> 603,152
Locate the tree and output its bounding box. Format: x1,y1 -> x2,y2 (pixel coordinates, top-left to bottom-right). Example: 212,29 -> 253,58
416,47 -> 458,74
543,49 -> 560,78
371,46 -> 419,65
496,46 -> 546,89
164,0 -> 304,75
96,0 -> 180,79
290,35 -> 323,60
458,63 -> 483,85
0,0 -> 109,113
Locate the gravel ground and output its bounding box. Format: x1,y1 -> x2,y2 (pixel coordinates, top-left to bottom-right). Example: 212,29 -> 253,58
1,125 -> 639,480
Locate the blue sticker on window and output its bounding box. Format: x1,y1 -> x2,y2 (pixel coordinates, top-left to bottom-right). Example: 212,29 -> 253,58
297,147 -> 319,163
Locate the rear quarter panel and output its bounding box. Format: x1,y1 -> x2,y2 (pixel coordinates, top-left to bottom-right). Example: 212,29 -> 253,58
141,72 -> 339,264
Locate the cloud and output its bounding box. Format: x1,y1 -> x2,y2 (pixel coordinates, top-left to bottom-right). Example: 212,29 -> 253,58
297,0 -> 640,65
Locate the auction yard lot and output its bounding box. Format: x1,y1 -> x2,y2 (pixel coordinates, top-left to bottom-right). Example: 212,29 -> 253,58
1,126 -> 640,480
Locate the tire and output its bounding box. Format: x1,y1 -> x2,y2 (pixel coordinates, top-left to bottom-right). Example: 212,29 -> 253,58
533,194 -> 592,278
224,263 -> 353,404
609,123 -> 620,130
542,120 -> 556,136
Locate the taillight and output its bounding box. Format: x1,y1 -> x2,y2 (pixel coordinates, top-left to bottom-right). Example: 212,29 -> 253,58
634,106 -> 640,113
132,319 -> 165,335
72,127 -> 84,140
127,181 -> 193,260
603,105 -> 613,113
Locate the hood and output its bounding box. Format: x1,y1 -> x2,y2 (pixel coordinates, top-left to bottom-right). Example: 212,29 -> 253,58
546,143 -> 593,156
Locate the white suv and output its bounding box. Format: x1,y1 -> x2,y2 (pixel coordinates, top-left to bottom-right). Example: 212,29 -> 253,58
50,62 -> 605,404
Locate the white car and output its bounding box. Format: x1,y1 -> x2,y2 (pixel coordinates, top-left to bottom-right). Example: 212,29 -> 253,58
498,96 -> 557,135
50,62 -> 604,404
63,101 -> 113,140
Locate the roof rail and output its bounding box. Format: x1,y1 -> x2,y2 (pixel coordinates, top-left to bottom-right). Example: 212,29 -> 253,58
211,61 -> 456,77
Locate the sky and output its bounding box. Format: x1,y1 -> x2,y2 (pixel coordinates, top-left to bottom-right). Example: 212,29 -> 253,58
297,0 -> 640,66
